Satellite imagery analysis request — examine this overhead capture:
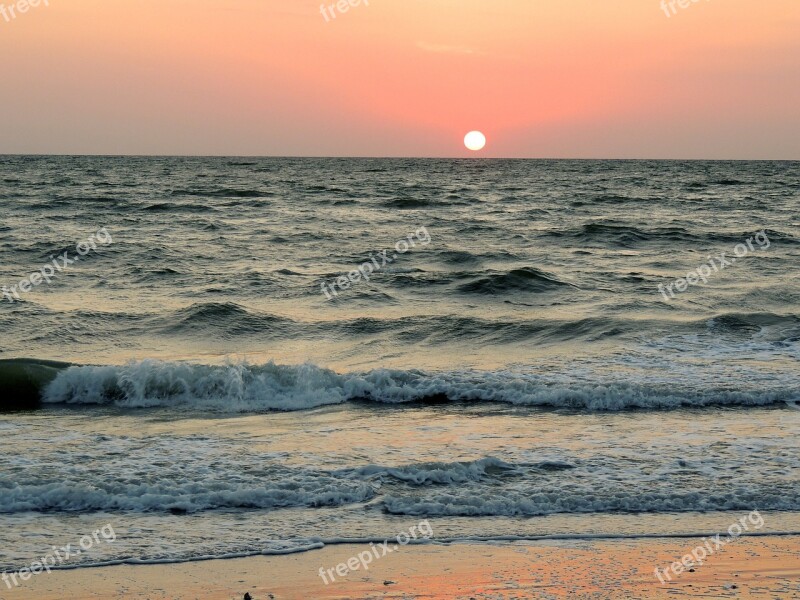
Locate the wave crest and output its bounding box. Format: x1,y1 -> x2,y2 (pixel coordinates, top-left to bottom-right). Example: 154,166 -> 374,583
38,360 -> 800,413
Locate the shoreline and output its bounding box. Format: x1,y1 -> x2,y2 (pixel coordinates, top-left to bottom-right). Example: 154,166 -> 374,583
4,536 -> 798,599
14,530 -> 800,571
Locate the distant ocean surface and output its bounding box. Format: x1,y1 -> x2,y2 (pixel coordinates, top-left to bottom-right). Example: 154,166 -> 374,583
1,156 -> 798,571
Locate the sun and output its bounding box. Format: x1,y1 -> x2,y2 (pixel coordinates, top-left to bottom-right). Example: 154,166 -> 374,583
464,131 -> 486,151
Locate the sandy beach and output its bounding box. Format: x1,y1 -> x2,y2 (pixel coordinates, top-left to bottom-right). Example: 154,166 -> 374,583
3,536 -> 798,600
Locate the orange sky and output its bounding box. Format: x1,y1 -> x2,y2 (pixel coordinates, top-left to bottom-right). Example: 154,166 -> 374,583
1,0 -> 798,158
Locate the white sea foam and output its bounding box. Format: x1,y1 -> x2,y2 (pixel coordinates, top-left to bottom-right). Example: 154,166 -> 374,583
0,477 -> 376,514
0,457 -> 517,515
41,359 -> 799,412
381,489 -> 800,517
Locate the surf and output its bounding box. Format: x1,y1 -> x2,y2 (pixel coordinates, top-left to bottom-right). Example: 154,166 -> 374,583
3,358 -> 793,414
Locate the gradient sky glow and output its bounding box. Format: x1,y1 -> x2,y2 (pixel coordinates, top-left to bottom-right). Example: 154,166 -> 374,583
1,0 -> 799,158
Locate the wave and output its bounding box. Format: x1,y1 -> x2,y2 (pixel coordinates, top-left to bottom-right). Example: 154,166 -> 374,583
0,458 -> 514,514
0,476 -> 375,515
0,359 -> 791,413
457,267 -> 574,294
384,197 -> 434,209
335,457 -> 520,485
705,312 -> 800,334
162,302 -> 293,335
382,489 -> 800,517
169,188 -> 270,198
140,202 -> 219,213
0,359 -> 72,411
543,223 -> 798,247
4,452 -> 799,517
98,303 -> 667,342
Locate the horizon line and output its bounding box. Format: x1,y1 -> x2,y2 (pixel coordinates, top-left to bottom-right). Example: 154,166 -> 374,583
1,154 -> 799,162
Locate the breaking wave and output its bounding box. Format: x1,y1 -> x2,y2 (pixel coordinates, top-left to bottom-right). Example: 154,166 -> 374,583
31,359 -> 799,413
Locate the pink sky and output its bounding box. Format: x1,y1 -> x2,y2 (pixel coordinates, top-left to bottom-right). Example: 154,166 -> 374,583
1,0 -> 798,158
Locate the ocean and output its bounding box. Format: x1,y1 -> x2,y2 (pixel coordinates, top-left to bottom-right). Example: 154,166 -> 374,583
0,156 -> 798,572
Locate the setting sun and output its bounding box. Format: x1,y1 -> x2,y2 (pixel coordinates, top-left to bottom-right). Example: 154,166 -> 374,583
464,131 -> 487,151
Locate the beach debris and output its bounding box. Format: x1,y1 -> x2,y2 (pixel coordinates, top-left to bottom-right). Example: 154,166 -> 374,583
244,593 -> 253,600
383,580 -> 396,585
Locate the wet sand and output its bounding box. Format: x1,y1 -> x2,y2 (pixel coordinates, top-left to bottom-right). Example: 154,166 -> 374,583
3,536 -> 798,599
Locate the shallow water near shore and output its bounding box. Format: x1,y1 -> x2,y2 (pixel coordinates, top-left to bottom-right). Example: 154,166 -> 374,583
1,402 -> 799,569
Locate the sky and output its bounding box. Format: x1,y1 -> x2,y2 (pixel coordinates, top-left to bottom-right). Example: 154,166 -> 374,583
0,0 -> 799,158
